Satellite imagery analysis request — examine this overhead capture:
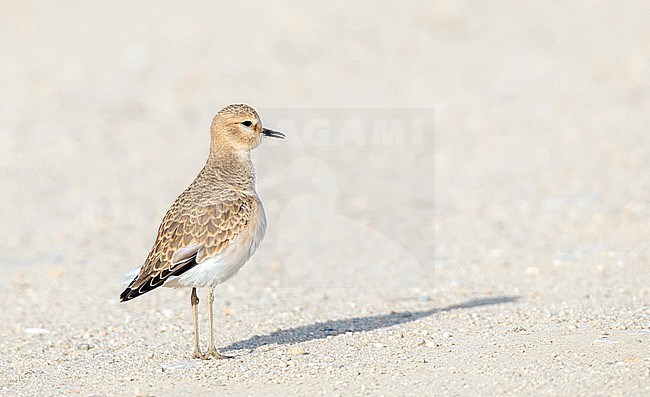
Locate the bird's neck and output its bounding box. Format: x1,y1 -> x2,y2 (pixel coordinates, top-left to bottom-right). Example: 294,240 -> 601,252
206,147 -> 256,192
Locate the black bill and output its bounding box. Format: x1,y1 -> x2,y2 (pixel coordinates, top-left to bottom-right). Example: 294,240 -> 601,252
262,128 -> 286,139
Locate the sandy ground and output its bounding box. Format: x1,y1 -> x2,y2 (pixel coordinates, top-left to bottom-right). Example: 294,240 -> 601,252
1,1 -> 649,396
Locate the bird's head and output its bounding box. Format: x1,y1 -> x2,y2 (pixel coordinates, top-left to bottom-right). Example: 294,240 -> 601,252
210,104 -> 285,152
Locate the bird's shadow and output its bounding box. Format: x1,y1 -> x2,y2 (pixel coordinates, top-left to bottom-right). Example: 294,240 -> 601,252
222,295 -> 519,353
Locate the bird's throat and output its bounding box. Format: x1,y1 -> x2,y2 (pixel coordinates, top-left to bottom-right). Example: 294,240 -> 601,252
206,149 -> 256,192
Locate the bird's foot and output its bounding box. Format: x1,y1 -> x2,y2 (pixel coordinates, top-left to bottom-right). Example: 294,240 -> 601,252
206,347 -> 231,359
192,349 -> 207,360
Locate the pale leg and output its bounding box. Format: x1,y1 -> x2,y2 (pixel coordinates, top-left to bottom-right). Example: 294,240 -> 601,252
206,287 -> 229,359
191,287 -> 205,359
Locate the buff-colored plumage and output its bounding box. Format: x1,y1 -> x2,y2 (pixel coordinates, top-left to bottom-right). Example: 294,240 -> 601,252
125,178 -> 257,293
120,104 -> 284,359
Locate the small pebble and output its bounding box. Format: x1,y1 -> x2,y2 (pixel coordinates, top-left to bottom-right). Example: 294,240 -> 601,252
162,361 -> 201,370
288,347 -> 307,355
76,343 -> 91,351
25,328 -> 51,334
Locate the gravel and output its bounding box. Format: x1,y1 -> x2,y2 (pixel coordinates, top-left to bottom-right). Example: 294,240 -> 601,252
1,1 -> 649,396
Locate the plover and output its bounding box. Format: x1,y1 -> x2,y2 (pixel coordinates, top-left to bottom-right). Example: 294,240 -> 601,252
120,104 -> 284,359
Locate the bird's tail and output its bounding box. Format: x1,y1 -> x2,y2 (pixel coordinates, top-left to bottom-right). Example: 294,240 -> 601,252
121,265 -> 141,286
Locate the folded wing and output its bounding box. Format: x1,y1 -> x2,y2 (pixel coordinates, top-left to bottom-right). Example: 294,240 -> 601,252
120,191 -> 253,302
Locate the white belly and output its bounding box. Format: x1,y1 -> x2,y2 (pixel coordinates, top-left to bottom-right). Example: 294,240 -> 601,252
163,203 -> 267,289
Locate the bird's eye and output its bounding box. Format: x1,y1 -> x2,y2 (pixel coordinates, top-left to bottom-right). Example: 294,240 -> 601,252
241,121 -> 252,127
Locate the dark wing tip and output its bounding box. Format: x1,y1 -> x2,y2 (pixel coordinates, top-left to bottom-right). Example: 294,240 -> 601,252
119,277 -> 164,302
119,285 -> 139,302
119,255 -> 199,303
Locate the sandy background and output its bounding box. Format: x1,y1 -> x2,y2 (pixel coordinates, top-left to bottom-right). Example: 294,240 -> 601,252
0,1 -> 648,396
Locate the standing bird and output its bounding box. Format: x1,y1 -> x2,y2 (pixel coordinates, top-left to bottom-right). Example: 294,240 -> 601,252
120,104 -> 285,359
